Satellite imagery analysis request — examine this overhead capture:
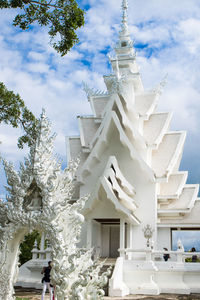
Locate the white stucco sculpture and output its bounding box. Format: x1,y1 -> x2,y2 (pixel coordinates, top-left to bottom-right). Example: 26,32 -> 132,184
0,111 -> 110,300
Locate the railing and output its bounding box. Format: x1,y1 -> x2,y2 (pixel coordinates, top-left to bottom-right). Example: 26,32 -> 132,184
122,248 -> 200,263
31,246 -> 52,260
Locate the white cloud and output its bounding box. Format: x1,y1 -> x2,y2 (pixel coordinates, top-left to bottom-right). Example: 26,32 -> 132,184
175,18 -> 200,54
26,62 -> 50,73
28,51 -> 47,62
0,0 -> 200,196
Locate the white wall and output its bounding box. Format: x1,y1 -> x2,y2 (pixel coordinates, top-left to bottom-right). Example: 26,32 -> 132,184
85,195 -> 125,220
92,220 -> 101,248
101,225 -> 110,257
157,227 -> 171,250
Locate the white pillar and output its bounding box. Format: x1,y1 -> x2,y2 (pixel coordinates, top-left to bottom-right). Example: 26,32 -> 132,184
177,251 -> 184,263
32,240 -> 38,259
120,218 -> 125,257
127,223 -> 133,260
40,232 -> 45,250
32,248 -> 38,259
40,232 -> 45,259
86,219 -> 92,249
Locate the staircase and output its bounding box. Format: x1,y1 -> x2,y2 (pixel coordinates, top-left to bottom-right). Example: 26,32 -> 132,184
99,258 -> 116,296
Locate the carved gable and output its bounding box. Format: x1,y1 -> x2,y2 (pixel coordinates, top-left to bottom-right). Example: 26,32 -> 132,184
23,179 -> 42,211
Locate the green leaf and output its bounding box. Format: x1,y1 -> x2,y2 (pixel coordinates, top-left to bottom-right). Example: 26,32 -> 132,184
0,0 -> 85,55
0,82 -> 38,148
19,230 -> 41,265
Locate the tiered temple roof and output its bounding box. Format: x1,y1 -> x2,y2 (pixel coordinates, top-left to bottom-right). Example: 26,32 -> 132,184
67,0 -> 200,228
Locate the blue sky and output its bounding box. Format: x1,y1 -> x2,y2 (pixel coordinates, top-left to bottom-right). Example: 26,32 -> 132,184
1,0 -> 200,200
172,230 -> 200,251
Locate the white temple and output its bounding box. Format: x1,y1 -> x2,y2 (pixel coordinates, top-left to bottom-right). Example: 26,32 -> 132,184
16,0 -> 200,297
66,0 -> 200,296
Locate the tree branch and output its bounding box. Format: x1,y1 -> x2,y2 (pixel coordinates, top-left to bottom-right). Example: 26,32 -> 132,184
28,0 -> 60,9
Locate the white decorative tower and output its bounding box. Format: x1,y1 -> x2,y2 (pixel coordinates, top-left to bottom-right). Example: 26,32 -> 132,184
67,0 -> 200,296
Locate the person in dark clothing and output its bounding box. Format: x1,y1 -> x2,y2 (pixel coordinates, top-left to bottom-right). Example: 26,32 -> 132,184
191,247 -> 197,262
41,261 -> 53,300
163,247 -> 170,261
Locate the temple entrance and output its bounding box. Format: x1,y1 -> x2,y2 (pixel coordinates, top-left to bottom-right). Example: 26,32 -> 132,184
0,226 -> 51,300
101,224 -> 120,258
94,219 -> 120,258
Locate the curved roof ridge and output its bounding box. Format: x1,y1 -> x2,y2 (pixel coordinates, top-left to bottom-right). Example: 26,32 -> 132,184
105,156 -> 136,197
88,92 -> 154,153
83,175 -> 140,225
88,94 -> 110,117
77,116 -> 100,148
144,112 -> 173,148
108,169 -> 138,211
135,91 -> 159,119
159,184 -> 199,212
158,171 -> 188,198
78,111 -> 155,183
152,131 -> 186,180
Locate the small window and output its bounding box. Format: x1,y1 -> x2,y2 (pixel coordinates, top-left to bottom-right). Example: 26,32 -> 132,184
121,41 -> 127,47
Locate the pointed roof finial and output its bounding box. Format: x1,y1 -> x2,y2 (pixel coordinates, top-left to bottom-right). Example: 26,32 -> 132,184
121,0 -> 129,36
111,0 -> 135,63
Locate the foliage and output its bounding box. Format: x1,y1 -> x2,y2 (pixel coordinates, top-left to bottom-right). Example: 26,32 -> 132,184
19,230 -> 41,265
0,0 -> 85,56
0,82 -> 38,148
185,257 -> 200,262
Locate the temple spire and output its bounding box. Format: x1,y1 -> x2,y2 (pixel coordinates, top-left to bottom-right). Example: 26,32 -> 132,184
120,0 -> 129,36
113,0 -> 134,58
108,0 -> 139,81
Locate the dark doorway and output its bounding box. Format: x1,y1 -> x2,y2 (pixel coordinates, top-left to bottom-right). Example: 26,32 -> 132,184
94,219 -> 120,258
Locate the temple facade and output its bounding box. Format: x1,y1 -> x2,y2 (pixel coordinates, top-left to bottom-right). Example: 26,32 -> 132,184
67,0 -> 200,259
66,0 -> 200,295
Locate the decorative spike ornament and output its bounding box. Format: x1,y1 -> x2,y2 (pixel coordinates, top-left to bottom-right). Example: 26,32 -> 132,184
112,0 -> 136,65
121,0 -> 129,36
34,239 -> 38,248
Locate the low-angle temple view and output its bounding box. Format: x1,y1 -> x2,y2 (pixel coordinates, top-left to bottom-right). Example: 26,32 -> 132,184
1,0 -> 200,299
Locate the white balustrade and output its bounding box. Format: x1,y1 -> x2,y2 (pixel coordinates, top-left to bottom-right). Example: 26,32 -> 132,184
124,248 -> 200,263
31,238 -> 52,260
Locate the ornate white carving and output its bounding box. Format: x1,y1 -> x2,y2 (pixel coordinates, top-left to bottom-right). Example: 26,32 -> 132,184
143,224 -> 154,248
0,111 -> 110,300
0,267 -> 14,300
120,0 -> 129,36
104,73 -> 131,96
82,81 -> 108,98
177,239 -> 184,251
